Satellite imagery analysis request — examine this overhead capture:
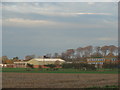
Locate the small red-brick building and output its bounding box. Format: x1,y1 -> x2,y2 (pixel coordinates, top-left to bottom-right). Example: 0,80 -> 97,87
0,64 -> 14,68
14,62 -> 28,68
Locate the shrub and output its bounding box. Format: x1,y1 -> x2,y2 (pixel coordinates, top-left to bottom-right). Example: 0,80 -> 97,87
27,63 -> 34,69
103,63 -> 118,69
62,63 -> 96,70
45,64 -> 56,68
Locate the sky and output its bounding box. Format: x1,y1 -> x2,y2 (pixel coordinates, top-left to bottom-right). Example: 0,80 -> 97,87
2,2 -> 118,59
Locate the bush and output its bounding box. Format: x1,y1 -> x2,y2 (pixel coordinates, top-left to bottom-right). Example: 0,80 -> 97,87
62,63 -> 96,70
62,63 -> 74,69
45,64 -> 56,68
27,63 -> 34,69
45,64 -> 60,70
103,63 -> 118,69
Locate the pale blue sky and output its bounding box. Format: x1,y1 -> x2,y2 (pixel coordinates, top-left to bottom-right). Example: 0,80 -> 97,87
2,2 -> 118,59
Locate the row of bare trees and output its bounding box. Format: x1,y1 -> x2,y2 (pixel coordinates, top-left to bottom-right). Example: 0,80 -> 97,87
1,45 -> 118,63
23,45 -> 118,61
57,45 -> 118,61
2,56 -> 19,64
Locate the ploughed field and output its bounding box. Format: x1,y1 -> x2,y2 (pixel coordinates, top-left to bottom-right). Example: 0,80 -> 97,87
2,73 -> 118,88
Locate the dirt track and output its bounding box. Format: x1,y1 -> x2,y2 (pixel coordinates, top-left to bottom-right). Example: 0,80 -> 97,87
2,73 -> 118,88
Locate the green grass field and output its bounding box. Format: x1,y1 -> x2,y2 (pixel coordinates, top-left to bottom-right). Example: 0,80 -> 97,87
1,68 -> 119,74
87,85 -> 119,88
86,85 -> 119,90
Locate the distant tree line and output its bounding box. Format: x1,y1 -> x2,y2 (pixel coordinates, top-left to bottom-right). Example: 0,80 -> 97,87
1,45 -> 118,64
60,45 -> 118,61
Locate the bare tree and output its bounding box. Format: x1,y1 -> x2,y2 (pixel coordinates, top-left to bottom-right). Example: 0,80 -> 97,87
2,56 -> 8,61
76,47 -> 84,58
60,52 -> 67,60
45,53 -> 52,58
108,45 -> 118,56
83,46 -> 93,57
66,49 -> 75,59
53,53 -> 59,58
13,57 -> 19,62
2,56 -> 8,64
95,46 -> 101,53
25,55 -> 35,60
101,46 -> 109,56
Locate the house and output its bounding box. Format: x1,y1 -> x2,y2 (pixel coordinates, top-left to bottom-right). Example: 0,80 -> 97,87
104,57 -> 118,64
87,58 -> 105,68
87,56 -> 118,68
87,58 -> 105,64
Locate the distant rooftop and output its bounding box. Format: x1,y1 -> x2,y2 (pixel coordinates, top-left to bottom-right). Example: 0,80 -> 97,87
31,58 -> 65,62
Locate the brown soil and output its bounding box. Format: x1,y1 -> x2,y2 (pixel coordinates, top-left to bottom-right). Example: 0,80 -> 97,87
2,73 -> 118,88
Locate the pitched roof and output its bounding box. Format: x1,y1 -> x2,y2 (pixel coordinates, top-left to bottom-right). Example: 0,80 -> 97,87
30,58 -> 65,62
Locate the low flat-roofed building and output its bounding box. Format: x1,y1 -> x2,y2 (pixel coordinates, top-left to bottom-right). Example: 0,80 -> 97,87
14,62 -> 28,68
28,58 -> 65,68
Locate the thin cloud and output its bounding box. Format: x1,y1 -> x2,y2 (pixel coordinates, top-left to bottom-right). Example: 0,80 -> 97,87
3,18 -> 115,29
75,13 -> 111,15
3,18 -> 56,27
5,18 -> 48,23
97,37 -> 117,41
37,12 -> 111,17
3,3 -> 112,17
3,17 -> 117,30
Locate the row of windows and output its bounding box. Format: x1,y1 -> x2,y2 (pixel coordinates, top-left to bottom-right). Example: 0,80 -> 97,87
88,62 -> 103,64
15,63 -> 27,65
0,64 -> 7,67
87,59 -> 105,61
110,58 -> 117,61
